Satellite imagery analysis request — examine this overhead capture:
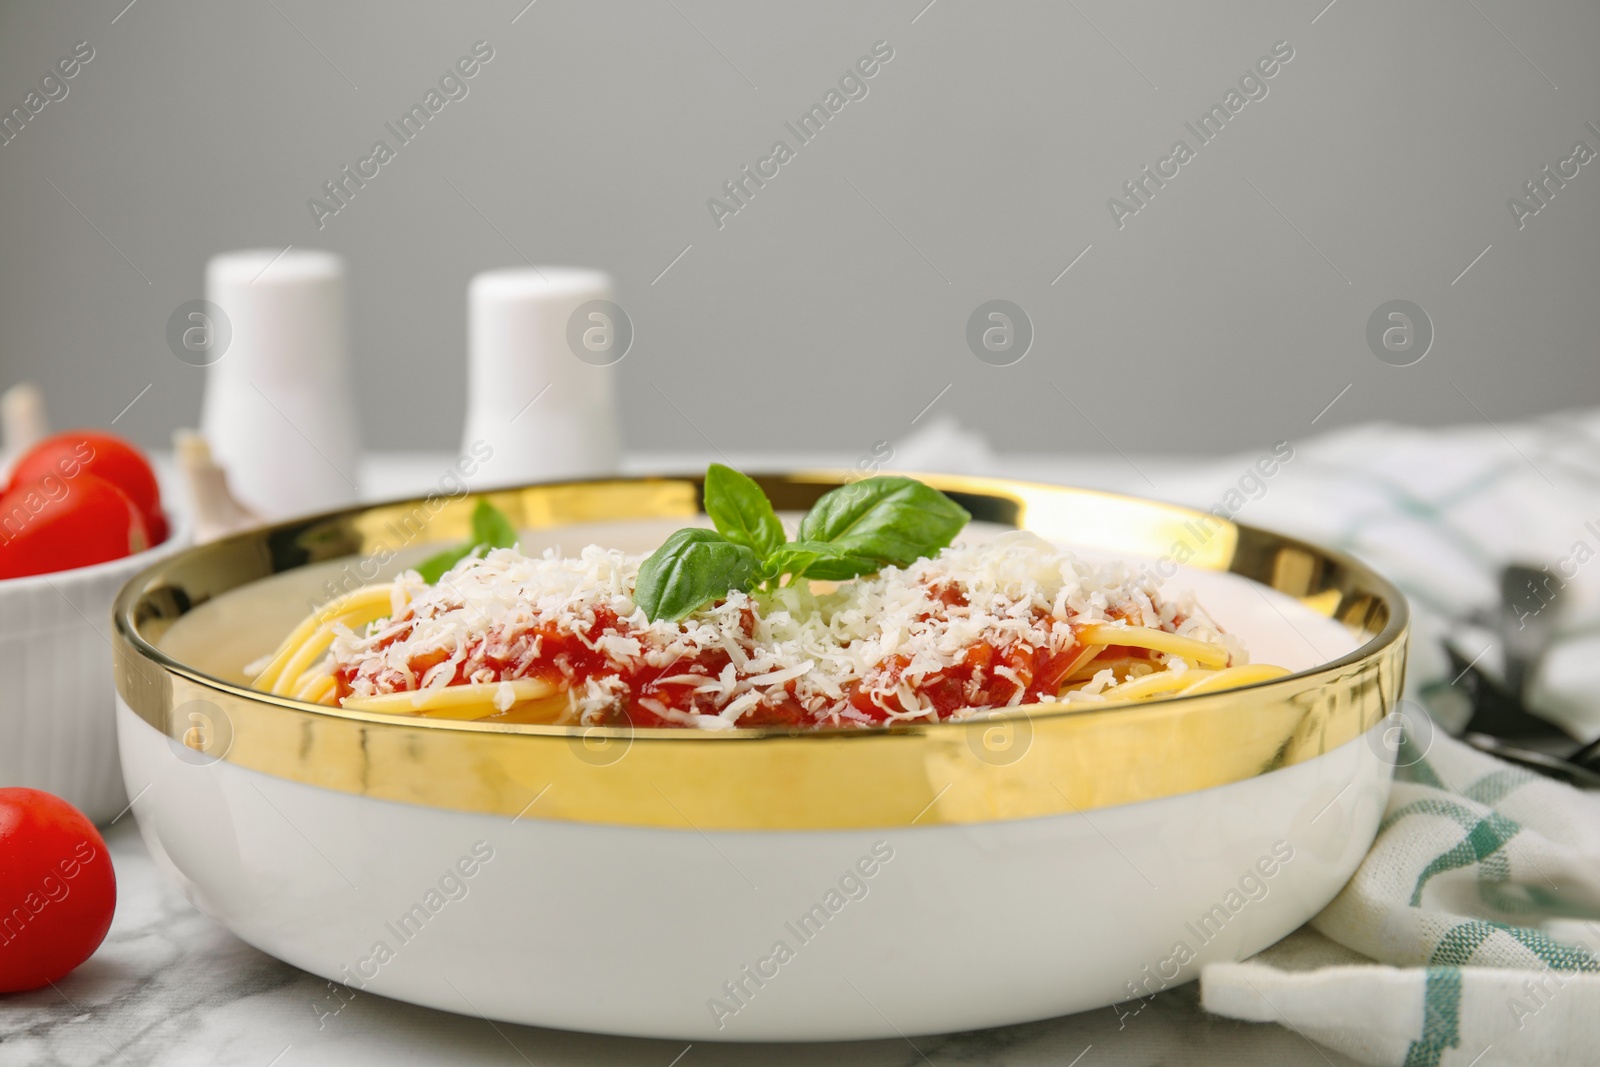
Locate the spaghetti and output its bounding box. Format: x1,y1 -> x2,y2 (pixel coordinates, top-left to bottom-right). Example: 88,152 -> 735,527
250,530 -> 1290,730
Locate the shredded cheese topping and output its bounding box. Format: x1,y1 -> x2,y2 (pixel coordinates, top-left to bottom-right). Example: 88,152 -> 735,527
326,531 -> 1246,729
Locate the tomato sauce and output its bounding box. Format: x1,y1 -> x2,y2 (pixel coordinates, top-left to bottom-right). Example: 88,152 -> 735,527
339,587 -> 1091,728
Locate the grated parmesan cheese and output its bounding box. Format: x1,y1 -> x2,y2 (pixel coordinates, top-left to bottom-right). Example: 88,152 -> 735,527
328,531 -> 1241,728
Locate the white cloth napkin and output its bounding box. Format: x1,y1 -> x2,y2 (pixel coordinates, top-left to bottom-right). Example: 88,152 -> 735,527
1115,411 -> 1600,1065
899,409 -> 1600,1064
1202,731 -> 1600,1067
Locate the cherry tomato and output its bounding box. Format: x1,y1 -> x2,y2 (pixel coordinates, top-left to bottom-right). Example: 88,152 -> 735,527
6,431 -> 165,545
0,473 -> 150,579
0,788 -> 117,992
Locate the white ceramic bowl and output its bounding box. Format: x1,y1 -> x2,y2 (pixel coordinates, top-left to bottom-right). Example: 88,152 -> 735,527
0,516 -> 188,823
111,475 -> 1407,1040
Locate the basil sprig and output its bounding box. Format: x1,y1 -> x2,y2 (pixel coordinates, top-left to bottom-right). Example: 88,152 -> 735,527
634,465 -> 970,622
416,498 -> 519,583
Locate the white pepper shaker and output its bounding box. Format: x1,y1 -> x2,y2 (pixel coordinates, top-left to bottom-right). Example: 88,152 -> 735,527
200,249 -> 361,518
459,267 -> 623,488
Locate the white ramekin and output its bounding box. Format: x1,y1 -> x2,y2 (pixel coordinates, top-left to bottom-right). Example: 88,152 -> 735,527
0,517 -> 189,824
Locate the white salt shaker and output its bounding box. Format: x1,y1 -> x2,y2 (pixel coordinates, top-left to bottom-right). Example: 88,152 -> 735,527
200,249 -> 361,518
460,267 -> 623,488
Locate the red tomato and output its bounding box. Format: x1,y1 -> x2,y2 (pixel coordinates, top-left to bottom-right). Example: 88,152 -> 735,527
0,473 -> 150,579
0,788 -> 117,992
6,431 -> 165,545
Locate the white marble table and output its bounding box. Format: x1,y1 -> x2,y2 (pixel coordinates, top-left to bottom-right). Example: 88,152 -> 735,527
0,819 -> 1361,1067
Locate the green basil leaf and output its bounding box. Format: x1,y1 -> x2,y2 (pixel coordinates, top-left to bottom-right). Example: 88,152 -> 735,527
415,499 -> 519,584
470,497 -> 518,551
703,464 -> 785,558
796,476 -> 969,566
792,551 -> 882,582
415,544 -> 474,584
759,540 -> 879,585
635,529 -> 758,622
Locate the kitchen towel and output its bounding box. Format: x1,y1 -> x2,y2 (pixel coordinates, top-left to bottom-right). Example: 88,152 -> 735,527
1201,731 -> 1600,1067
889,404 -> 1600,1064
1152,406 -> 1600,1066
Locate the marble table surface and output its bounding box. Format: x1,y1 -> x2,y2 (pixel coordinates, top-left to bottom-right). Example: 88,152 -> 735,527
0,820 -> 1362,1067
2,448 -> 1363,1066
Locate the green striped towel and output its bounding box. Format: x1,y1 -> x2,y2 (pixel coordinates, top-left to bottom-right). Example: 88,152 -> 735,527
898,409 -> 1600,1062
1158,413 -> 1600,1064
1201,731 -> 1600,1066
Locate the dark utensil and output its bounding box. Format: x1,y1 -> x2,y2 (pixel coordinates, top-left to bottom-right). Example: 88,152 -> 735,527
1463,733 -> 1600,790
1499,563 -> 1562,699
1450,640 -> 1558,739
1451,564 -> 1598,788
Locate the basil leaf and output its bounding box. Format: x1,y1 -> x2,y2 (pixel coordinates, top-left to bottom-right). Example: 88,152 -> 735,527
796,477 -> 969,566
415,544 -> 475,584
759,540 -> 878,585
792,551 -> 881,582
703,464 -> 785,558
415,499 -> 518,584
635,529 -> 758,622
470,497 -> 518,552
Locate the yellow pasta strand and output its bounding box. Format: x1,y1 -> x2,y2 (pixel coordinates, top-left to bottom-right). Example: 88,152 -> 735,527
1076,623 -> 1232,669
1054,643 -> 1104,683
253,585 -> 397,692
341,678 -> 557,718
271,622 -> 343,697
1100,668 -> 1218,703
293,673 -> 339,706
1176,663 -> 1290,695
1063,654 -> 1148,685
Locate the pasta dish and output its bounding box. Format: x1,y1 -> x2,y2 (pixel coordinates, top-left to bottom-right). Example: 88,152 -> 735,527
249,470 -> 1286,730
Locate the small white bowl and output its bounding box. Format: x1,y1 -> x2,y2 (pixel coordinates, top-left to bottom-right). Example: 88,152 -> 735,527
0,516 -> 189,823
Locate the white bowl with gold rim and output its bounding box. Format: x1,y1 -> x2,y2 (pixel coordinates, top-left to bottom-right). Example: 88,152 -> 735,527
111,474 -> 1406,1041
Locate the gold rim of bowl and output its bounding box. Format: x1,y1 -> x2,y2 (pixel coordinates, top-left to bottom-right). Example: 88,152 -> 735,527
112,472 -> 1409,830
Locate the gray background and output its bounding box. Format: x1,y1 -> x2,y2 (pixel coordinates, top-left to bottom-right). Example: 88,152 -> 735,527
1,0 -> 1596,458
